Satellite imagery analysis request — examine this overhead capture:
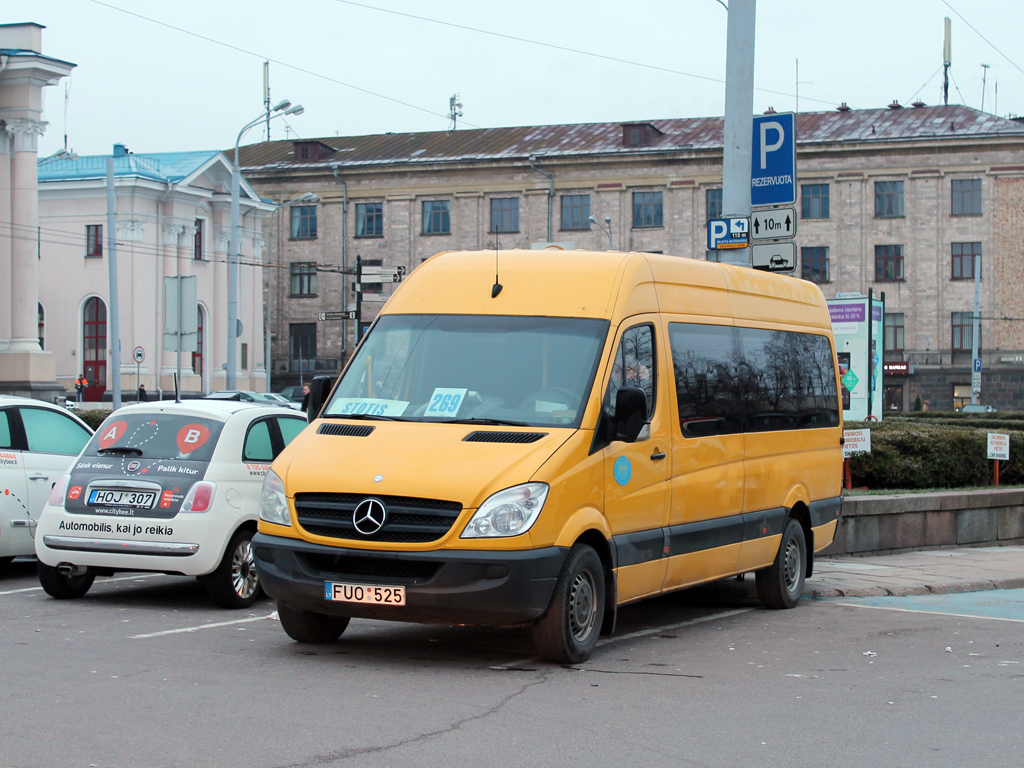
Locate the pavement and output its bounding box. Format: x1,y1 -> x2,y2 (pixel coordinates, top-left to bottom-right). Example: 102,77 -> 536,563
807,545 -> 1024,598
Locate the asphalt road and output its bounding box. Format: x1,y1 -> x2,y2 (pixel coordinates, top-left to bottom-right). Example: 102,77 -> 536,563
2,559 -> 1023,768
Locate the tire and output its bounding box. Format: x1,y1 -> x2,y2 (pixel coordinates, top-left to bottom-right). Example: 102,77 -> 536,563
0,556 -> 15,570
277,601 -> 350,644
755,517 -> 807,610
205,529 -> 262,609
532,543 -> 605,664
37,562 -> 95,599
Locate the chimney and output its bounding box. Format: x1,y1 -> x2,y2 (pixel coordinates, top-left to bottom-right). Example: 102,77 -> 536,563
837,102 -> 851,112
888,100 -> 903,109
113,144 -> 129,157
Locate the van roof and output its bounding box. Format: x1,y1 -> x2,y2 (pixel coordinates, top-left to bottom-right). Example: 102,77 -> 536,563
385,250 -> 832,331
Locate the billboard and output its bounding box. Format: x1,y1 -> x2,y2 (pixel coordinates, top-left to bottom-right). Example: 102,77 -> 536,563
828,296 -> 884,422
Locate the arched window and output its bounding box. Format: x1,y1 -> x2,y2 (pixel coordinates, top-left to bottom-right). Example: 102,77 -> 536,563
83,297 -> 107,401
38,303 -> 44,350
192,306 -> 204,380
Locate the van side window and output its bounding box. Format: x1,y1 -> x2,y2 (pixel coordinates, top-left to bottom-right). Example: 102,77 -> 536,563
605,324 -> 656,419
669,322 -> 839,437
243,420 -> 275,462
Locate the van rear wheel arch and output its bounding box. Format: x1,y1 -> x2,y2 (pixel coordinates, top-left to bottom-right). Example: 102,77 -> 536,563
572,529 -> 616,636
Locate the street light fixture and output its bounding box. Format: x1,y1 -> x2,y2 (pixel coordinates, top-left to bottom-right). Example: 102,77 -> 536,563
589,215 -> 613,250
39,148 -> 79,164
227,101 -> 304,390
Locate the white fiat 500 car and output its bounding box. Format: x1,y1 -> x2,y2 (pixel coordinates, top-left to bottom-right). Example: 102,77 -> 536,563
34,400 -> 307,608
1,396 -> 93,566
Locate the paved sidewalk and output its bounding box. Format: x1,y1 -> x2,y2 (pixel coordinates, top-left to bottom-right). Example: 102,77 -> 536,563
807,545 -> 1024,598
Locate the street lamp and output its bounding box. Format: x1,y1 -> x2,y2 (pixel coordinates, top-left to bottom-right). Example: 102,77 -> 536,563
38,148 -> 79,165
228,100 -> 304,390
264,193 -> 318,390
589,215 -> 613,250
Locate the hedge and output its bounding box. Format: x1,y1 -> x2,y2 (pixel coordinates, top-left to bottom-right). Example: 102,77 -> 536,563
74,409 -> 110,431
847,415 -> 1024,489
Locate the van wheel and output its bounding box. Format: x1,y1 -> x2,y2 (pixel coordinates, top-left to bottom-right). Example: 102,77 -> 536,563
532,543 -> 604,664
278,601 -> 350,644
38,563 -> 95,599
206,529 -> 262,609
755,518 -> 807,609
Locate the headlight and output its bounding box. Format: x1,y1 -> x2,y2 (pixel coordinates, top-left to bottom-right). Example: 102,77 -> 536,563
461,483 -> 548,539
258,469 -> 291,526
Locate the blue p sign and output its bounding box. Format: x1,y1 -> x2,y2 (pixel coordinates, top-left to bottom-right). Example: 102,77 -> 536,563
708,220 -> 728,249
751,113 -> 796,207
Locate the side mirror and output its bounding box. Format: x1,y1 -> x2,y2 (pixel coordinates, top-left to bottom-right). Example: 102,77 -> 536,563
613,386 -> 648,442
306,376 -> 333,423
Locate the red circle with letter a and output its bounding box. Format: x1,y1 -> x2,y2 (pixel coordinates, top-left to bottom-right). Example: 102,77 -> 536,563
176,424 -> 210,455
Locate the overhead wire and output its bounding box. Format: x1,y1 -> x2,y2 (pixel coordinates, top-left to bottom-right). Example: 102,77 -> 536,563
942,0 -> 1024,78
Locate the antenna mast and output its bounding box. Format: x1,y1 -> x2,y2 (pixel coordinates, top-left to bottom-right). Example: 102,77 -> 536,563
981,63 -> 990,112
942,17 -> 951,106
448,93 -> 463,131
263,61 -> 271,140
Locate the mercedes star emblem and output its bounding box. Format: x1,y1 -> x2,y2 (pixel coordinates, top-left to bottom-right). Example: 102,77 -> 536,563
352,498 -> 387,536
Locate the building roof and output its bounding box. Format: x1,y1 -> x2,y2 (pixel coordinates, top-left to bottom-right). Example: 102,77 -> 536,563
236,105 -> 1024,172
37,150 -> 222,184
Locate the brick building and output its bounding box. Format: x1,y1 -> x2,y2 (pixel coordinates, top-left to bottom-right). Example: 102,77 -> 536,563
237,104 -> 1024,411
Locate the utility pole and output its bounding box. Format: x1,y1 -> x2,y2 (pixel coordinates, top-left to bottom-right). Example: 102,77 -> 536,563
971,250 -> 982,405
264,61 -> 271,140
105,156 -> 122,410
981,64 -> 990,112
943,17 -> 951,106
721,0 -> 756,268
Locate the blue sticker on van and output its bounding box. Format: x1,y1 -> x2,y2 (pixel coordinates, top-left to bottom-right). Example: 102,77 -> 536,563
613,457 -> 632,486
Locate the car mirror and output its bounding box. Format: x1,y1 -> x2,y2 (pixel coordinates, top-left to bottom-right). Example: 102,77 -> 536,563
613,386 -> 649,443
306,376 -> 333,423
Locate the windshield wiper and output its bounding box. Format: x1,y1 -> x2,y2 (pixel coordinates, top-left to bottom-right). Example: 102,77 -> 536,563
436,417 -> 533,427
97,447 -> 144,456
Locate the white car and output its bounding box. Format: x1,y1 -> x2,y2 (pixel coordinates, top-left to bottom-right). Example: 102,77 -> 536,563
0,396 -> 93,566
34,400 -> 308,608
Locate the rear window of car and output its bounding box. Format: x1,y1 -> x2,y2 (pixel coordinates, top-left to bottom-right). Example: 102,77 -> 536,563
83,414 -> 224,462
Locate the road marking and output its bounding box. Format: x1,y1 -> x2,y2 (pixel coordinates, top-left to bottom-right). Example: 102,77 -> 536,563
597,608 -> 752,647
130,613 -> 275,639
0,572 -> 162,596
833,602 -> 1024,624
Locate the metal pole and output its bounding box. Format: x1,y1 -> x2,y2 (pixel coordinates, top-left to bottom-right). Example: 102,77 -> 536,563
228,148 -> 240,390
867,288 -> 874,420
105,157 -> 122,410
721,0 -> 756,268
176,275 -> 182,397
971,250 -> 982,405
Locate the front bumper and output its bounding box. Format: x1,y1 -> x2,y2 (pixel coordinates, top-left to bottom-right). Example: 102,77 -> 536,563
253,533 -> 568,627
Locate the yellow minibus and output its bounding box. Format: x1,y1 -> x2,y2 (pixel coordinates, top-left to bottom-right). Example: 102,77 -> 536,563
254,249 -> 843,663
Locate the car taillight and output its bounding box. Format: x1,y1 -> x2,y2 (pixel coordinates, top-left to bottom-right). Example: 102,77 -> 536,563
48,475 -> 70,507
180,482 -> 216,513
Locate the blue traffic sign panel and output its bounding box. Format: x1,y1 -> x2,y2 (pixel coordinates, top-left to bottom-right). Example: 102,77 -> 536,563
707,217 -> 750,250
751,113 -> 796,207
974,358 -> 982,373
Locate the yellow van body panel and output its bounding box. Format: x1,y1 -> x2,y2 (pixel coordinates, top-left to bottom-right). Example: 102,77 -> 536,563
552,507 -> 612,549
617,560 -> 668,604
812,520 -> 839,553
663,543 -> 749,593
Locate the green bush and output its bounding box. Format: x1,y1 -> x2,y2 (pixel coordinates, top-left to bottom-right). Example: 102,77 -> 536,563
74,409 -> 110,431
847,418 -> 1024,489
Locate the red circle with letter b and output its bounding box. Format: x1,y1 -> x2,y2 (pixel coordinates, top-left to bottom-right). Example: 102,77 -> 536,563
176,424 -> 210,455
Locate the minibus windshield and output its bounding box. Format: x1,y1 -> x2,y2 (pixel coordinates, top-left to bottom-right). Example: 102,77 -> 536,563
324,315 -> 609,428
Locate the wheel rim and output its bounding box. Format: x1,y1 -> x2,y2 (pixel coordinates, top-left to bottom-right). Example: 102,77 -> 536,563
231,539 -> 259,599
783,536 -> 802,595
568,568 -> 598,643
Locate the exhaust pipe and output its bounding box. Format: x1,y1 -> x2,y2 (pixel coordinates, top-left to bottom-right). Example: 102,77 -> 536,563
57,563 -> 89,577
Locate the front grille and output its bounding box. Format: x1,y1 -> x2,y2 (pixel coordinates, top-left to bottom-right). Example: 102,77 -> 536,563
463,431 -> 548,443
317,423 -> 375,437
295,493 -> 463,543
300,552 -> 441,582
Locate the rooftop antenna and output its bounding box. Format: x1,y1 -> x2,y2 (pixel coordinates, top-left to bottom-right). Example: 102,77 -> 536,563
263,61 -> 271,141
491,229 -> 502,298
63,80 -> 71,151
795,58 -> 812,114
173,371 -> 180,403
943,17 -> 951,106
981,63 -> 991,112
448,93 -> 463,131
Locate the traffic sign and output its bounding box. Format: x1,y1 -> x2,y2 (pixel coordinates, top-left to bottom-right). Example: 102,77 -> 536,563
750,207 -> 796,241
707,217 -> 750,250
132,346 -> 145,364
318,310 -> 358,321
359,274 -> 396,284
988,433 -> 1010,461
751,241 -> 797,272
361,266 -> 395,276
751,113 -> 796,207
974,358 -> 982,373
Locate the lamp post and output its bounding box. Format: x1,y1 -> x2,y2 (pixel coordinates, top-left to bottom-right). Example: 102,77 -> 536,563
589,215 -> 613,250
228,100 -> 304,390
265,192 -> 318,391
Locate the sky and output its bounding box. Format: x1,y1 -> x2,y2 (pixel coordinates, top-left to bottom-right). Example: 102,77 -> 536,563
21,0 -> 1024,158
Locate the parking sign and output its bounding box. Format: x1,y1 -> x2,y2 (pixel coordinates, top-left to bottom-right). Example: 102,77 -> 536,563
751,113 -> 796,207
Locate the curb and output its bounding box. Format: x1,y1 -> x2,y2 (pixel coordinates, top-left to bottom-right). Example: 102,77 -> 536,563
807,575 -> 1024,599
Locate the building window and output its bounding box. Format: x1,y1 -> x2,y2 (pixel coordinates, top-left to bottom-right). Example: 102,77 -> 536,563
290,323 -> 316,371
884,313 -> 905,354
801,184 -> 830,219
633,191 -> 663,228
705,188 -> 722,222
422,200 -> 450,235
194,219 -> 205,260
291,205 -> 317,239
192,306 -> 204,379
801,246 -> 829,283
952,179 -> 982,216
874,181 -> 904,218
490,198 -> 519,233
953,383 -> 972,411
952,242 -> 981,280
241,343 -> 248,371
356,202 -> 384,238
83,296 -> 107,399
952,311 -> 978,352
38,303 -> 44,350
86,224 -> 103,257
560,195 -> 590,230
875,244 -> 904,281
290,262 -> 318,296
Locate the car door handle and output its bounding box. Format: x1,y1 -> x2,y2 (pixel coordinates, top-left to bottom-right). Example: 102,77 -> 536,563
29,474 -> 49,481
650,451 -> 666,461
